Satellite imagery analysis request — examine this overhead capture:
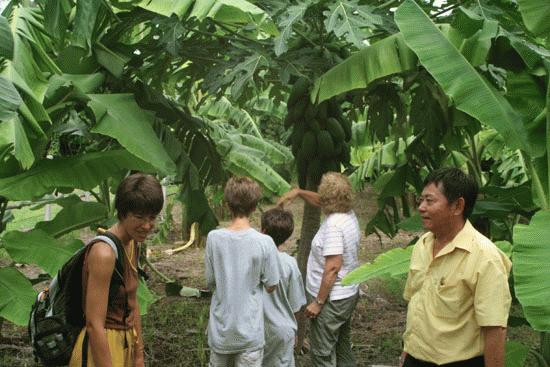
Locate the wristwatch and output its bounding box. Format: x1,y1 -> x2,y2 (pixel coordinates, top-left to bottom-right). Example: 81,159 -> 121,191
314,297 -> 325,306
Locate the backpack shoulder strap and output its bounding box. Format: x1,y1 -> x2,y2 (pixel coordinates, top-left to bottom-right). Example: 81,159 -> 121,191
93,235 -> 119,260
89,232 -> 125,282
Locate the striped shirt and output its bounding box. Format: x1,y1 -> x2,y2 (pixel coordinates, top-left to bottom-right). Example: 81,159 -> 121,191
306,211 -> 361,301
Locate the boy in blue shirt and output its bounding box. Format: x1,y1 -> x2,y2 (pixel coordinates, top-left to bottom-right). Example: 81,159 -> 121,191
205,177 -> 280,367
261,208 -> 307,367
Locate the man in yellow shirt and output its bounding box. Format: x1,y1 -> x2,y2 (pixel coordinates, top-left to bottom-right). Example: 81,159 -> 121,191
400,168 -> 512,367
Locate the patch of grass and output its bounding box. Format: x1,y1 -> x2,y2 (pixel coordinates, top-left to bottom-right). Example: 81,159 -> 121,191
367,276 -> 407,306
141,297 -> 211,366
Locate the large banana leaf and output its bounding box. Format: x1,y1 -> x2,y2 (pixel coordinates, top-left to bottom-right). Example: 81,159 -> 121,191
0,76 -> 23,120
138,0 -> 277,35
449,7 -> 498,67
512,210 -> 550,331
43,0 -> 70,41
200,96 -> 262,137
0,149 -> 155,201
517,0 -> 550,38
224,145 -> 291,196
71,0 -> 101,50
0,267 -> 36,326
137,278 -> 159,315
88,94 -> 176,176
34,201 -> 109,238
0,115 -> 34,169
2,229 -> 83,276
191,0 -> 277,35
3,7 -> 59,103
505,341 -> 529,367
395,0 -> 532,156
238,134 -> 293,166
311,33 -> 418,104
1,7 -> 54,139
0,15 -> 13,59
342,245 -> 413,285
45,73 -> 105,107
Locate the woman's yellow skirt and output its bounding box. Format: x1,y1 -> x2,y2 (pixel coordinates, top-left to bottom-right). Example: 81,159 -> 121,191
69,328 -> 135,367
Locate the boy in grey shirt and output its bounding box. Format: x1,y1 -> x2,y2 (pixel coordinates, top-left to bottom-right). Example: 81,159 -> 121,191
205,177 -> 280,367
261,208 -> 307,367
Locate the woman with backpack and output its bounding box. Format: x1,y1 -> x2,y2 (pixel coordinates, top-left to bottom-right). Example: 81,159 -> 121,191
69,173 -> 163,367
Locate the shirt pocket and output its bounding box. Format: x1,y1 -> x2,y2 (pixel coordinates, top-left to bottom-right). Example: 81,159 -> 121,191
429,281 -> 464,319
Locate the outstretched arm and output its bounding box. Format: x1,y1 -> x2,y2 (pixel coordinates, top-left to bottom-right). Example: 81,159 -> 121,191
277,188 -> 321,208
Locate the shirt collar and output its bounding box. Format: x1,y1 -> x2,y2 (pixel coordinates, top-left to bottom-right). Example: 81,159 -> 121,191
422,220 -> 475,257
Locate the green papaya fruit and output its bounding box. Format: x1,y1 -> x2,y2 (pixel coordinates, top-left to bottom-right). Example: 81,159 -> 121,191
317,130 -> 335,157
307,118 -> 321,134
288,78 -> 310,108
301,131 -> 317,160
326,117 -> 346,143
340,116 -> 352,141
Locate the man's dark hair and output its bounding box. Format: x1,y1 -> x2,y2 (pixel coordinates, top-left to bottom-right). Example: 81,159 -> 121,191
423,167 -> 478,219
115,173 -> 164,220
261,208 -> 294,247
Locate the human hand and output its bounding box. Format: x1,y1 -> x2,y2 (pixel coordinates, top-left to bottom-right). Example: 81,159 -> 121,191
304,301 -> 322,319
135,345 -> 145,367
277,188 -> 299,208
399,351 -> 407,367
135,355 -> 145,367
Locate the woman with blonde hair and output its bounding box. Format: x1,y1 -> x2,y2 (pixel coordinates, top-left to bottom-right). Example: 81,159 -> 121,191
278,172 -> 361,367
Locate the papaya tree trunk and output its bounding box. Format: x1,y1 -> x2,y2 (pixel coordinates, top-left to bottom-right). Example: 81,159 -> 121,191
296,179 -> 321,352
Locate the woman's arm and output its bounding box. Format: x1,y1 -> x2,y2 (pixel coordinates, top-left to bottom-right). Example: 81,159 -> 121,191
304,255 -> 343,318
277,188 -> 321,208
134,302 -> 145,367
85,243 -> 116,367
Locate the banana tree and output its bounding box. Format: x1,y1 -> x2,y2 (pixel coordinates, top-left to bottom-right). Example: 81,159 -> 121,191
0,0 -> 282,327
316,0 -> 550,364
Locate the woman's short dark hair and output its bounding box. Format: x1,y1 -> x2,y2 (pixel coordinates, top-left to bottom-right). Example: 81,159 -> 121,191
261,208 -> 294,246
115,173 -> 164,220
224,176 -> 262,217
423,167 -> 478,219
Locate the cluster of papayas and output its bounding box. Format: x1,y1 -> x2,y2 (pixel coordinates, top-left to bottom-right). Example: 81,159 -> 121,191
285,77 -> 352,188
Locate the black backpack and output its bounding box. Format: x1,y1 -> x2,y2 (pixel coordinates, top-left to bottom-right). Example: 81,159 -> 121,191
28,231 -> 127,366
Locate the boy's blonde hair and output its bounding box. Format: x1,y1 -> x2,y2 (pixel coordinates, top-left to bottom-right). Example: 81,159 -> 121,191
224,176 -> 262,217
318,172 -> 353,214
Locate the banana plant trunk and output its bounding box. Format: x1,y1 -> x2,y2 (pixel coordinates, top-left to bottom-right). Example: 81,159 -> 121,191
296,179 -> 321,353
